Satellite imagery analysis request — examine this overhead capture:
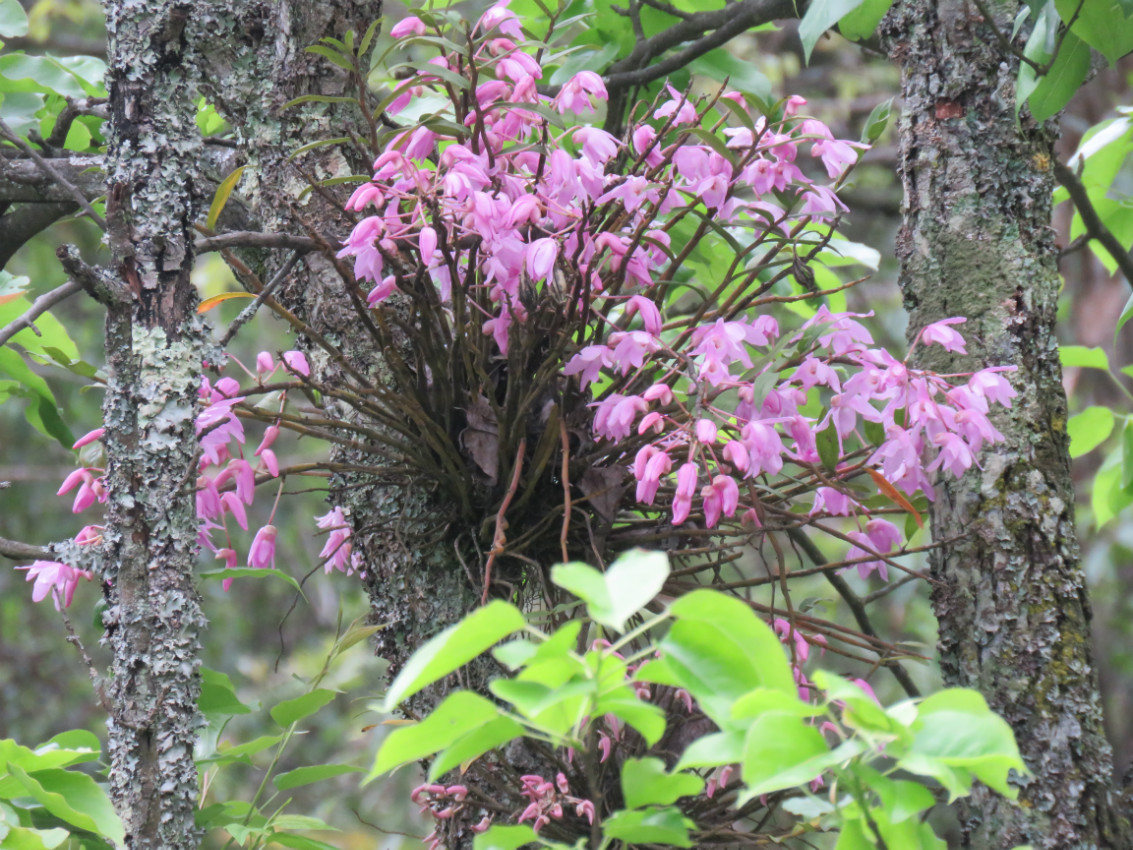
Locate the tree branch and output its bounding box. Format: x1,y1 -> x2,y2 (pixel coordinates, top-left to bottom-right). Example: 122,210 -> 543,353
0,535 -> 50,561
0,154 -> 106,204
0,120 -> 107,229
786,526 -> 922,699
1053,158 -> 1133,287
604,0 -> 799,93
196,230 -> 318,254
0,202 -> 78,267
0,279 -> 83,349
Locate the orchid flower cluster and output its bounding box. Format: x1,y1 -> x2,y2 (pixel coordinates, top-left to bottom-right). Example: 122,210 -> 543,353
343,1 -> 1016,577
16,348 -> 361,607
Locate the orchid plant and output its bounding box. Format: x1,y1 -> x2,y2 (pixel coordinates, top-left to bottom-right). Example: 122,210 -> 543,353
10,0 -> 1027,846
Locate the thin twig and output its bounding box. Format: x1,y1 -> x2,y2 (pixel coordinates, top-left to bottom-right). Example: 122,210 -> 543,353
1054,158 -> 1133,287
786,527 -> 922,699
220,252 -> 303,346
0,280 -> 82,349
0,118 -> 107,229
482,439 -> 527,605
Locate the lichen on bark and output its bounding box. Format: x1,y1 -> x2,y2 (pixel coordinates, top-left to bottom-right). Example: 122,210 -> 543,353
882,0 -> 1133,846
99,2 -> 211,847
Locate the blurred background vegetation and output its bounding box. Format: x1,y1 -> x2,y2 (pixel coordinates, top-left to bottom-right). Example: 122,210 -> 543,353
2,0 -> 1132,846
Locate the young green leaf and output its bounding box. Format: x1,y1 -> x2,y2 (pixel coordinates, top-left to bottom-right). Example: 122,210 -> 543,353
550,549 -> 669,632
270,689 -> 337,727
620,757 -> 704,809
370,693 -> 505,780
798,0 -> 865,63
273,764 -> 364,791
382,600 -> 525,710
1067,406 -> 1115,458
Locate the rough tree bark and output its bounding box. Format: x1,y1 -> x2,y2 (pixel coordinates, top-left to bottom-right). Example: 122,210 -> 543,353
95,2 -> 209,848
883,1 -> 1133,847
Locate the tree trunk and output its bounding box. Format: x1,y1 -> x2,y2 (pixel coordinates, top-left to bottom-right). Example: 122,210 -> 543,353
883,1 -> 1132,846
98,3 -> 209,847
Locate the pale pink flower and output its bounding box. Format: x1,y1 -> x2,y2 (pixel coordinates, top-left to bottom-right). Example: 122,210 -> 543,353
654,83 -> 697,124
282,351 -> 310,377
555,71 -> 607,115
71,428 -> 105,450
17,560 -> 92,609
919,317 -> 967,353
390,16 -> 426,38
248,524 -> 278,569
316,507 -> 355,575
216,548 -> 239,591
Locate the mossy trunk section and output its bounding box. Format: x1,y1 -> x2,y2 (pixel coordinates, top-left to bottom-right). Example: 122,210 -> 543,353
883,1 -> 1132,846
100,2 -> 209,848
190,0 -> 482,684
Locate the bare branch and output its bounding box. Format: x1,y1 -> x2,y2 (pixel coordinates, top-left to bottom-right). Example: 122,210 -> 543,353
0,154 -> 105,204
56,244 -> 131,307
196,231 -> 318,254
0,202 -> 78,267
0,279 -> 83,349
1054,158 -> 1133,288
0,120 -> 107,229
0,535 -> 50,561
604,0 -> 798,93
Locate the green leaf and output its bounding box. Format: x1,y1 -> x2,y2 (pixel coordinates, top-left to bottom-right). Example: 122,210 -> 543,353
273,764 -> 363,791
199,734 -> 283,764
674,729 -> 745,769
816,424 -> 839,471
0,737 -> 99,774
1123,421 -> 1133,490
305,44 -> 355,71
268,814 -> 336,831
0,0 -> 29,37
687,48 -> 771,105
473,825 -> 539,850
0,55 -> 106,98
1067,406 -> 1115,458
593,696 -> 667,747
199,667 -> 252,718
199,567 -> 304,595
270,688 -> 337,727
1026,31 -> 1090,123
862,96 -> 893,144
428,715 -> 525,779
382,600 -> 525,710
1117,290 -> 1133,341
621,757 -> 704,809
897,688 -> 1026,801
1059,344 -> 1109,369
6,764 -> 124,846
550,549 -> 669,632
0,827 -> 69,850
740,712 -> 851,799
1092,450 -> 1133,527
206,165 -> 246,231
1056,0 -> 1133,65
0,347 -> 73,448
603,807 -> 695,847
643,591 -> 795,725
838,0 -> 894,41
798,0 -> 865,63
266,834 -> 341,850
370,691 -> 504,778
